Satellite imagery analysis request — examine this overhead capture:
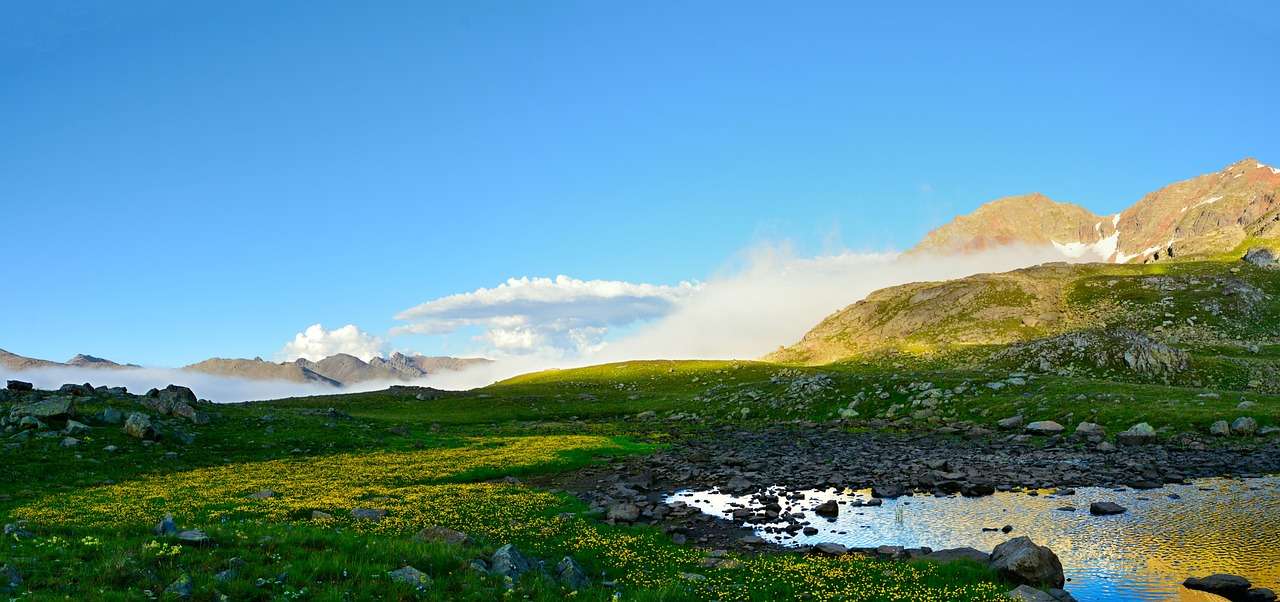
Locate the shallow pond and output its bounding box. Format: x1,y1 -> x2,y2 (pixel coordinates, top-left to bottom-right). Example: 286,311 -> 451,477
666,477 -> 1280,601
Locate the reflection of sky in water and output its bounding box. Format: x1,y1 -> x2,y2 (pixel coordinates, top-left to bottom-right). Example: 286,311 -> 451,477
667,477 -> 1280,601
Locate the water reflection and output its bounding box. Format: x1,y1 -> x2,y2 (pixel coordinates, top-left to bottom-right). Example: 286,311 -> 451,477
666,477 -> 1280,601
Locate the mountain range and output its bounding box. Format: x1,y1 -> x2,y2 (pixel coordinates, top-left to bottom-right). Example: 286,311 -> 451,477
910,157 -> 1280,262
0,348 -> 490,387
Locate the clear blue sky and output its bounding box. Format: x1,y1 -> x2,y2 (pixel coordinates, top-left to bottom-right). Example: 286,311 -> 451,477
3,1 -> 1278,366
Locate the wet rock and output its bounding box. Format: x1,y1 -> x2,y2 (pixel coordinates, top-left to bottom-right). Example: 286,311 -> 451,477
123,413 -> 157,440
989,536 -> 1064,588
387,565 -> 431,587
414,525 -> 470,546
1025,421 -> 1064,436
555,556 -> 590,590
814,499 -> 839,517
872,484 -> 905,499
1089,501 -> 1126,516
1231,417 -> 1258,436
1183,574 -> 1252,600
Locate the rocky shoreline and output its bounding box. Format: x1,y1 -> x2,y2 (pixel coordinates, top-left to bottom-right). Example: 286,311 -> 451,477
544,426 -> 1280,551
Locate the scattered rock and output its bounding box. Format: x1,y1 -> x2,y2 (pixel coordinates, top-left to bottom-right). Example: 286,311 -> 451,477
607,502 -> 641,523
1025,421 -> 1064,436
123,413 -> 157,440
1090,502 -> 1126,516
1117,423 -> 1157,445
490,544 -> 537,583
1183,574 -> 1252,600
872,484 -> 905,499
387,565 -> 432,588
1211,420 -> 1232,437
814,500 -> 840,517
351,508 -> 387,521
1231,417 -> 1258,436
1243,247 -> 1278,268
164,574 -> 193,598
555,556 -> 590,590
989,536 -> 1064,588
414,525 -> 470,546
1074,422 -> 1105,438
998,415 -> 1025,430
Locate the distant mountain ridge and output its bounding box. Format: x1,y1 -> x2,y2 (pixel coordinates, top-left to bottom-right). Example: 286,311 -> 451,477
0,348 -> 490,387
911,158 -> 1280,262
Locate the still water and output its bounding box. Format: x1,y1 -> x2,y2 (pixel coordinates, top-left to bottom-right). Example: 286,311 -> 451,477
666,477 -> 1280,601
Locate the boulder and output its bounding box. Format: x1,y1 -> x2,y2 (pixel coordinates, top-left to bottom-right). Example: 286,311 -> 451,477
0,563 -> 21,592
63,420 -> 90,436
414,525 -> 470,546
813,542 -> 848,556
387,565 -> 431,587
58,383 -> 94,396
1008,585 -> 1078,602
1090,502 -> 1126,516
1243,247 -> 1278,268
175,530 -> 210,545
998,415 -> 1025,430
924,547 -> 990,563
351,508 -> 387,521
154,515 -> 178,536
1117,423 -> 1157,445
1211,420 -> 1231,436
98,407 -> 124,425
1231,417 -> 1258,436
1073,422 -> 1105,438
554,556 -> 590,590
814,499 -> 840,517
1183,574 -> 1252,600
989,536 -> 1064,588
872,484 -> 905,499
123,413 -> 157,440
1025,421 -> 1065,436
490,544 -> 537,582
21,397 -> 75,420
606,502 -> 641,523
5,380 -> 32,392
164,575 -> 193,599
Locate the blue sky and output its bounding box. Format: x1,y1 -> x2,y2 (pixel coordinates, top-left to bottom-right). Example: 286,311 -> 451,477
2,1 -> 1278,366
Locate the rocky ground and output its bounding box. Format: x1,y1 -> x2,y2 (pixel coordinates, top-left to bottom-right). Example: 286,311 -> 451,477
545,425 -> 1280,553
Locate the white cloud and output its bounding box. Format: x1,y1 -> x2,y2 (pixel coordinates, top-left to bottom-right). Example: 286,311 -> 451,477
278,324 -> 385,362
393,275 -> 700,356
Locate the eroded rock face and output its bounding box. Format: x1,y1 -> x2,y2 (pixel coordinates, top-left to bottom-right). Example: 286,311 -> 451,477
996,328 -> 1189,379
989,537 -> 1065,588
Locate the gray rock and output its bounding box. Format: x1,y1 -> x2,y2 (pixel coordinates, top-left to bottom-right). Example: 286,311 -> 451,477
989,536 -> 1064,588
175,530 -> 210,545
59,437 -> 80,448
387,565 -> 431,587
1231,416 -> 1258,436
154,515 -> 178,536
922,547 -> 990,564
872,484 -> 905,499
414,525 -> 470,546
98,407 -> 124,425
1025,421 -> 1065,436
350,508 -> 387,521
1074,422 -> 1105,438
1117,422 -> 1157,445
555,556 -> 590,590
1211,420 -> 1231,436
813,542 -> 848,555
248,489 -> 276,499
21,397 -> 75,419
1090,501 -> 1126,515
5,380 -> 33,392
0,563 -> 21,592
123,413 -> 157,440
490,544 -> 536,583
1008,585 -> 1078,602
606,502 -> 641,523
1243,247 -> 1278,268
164,574 -> 193,598
998,415 -> 1025,430
63,420 -> 91,436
